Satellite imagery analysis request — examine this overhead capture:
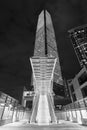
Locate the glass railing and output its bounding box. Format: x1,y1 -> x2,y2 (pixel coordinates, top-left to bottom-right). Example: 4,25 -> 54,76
61,97 -> 87,125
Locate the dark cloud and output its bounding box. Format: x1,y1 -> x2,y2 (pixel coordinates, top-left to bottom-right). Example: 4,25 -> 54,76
0,0 -> 86,100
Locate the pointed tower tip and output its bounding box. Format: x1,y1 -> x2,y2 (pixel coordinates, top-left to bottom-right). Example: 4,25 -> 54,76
40,9 -> 49,14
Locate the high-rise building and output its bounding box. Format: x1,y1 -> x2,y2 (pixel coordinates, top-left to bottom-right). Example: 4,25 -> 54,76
33,10 -> 63,85
68,25 -> 87,68
29,10 -> 63,125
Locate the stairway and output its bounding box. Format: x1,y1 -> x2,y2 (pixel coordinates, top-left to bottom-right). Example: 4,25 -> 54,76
36,94 -> 51,125
47,94 -> 57,124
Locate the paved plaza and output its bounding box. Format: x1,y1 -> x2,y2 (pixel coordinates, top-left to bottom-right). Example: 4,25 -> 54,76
0,120 -> 87,130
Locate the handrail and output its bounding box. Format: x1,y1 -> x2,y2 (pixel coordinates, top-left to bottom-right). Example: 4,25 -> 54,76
48,94 -> 57,123
30,94 -> 39,123
63,97 -> 87,110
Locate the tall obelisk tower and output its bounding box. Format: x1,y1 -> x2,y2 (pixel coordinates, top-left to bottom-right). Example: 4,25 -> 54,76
33,10 -> 63,85
30,10 -> 62,125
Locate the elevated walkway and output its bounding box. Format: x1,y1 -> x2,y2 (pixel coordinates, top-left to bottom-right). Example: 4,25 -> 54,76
30,57 -> 57,125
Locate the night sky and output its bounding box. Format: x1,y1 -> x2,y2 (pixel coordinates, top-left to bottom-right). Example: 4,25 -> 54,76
0,0 -> 87,101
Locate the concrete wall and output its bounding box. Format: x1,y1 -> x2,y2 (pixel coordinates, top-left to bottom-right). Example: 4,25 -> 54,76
23,111 -> 31,121
55,111 -> 67,121
73,77 -> 83,100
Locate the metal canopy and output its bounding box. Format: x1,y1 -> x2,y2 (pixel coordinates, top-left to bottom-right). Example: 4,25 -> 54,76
30,57 -> 57,81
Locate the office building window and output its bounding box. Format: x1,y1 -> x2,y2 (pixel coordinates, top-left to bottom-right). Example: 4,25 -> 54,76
81,86 -> 87,98
72,93 -> 77,102
78,72 -> 87,85
26,101 -> 32,109
70,84 -> 74,93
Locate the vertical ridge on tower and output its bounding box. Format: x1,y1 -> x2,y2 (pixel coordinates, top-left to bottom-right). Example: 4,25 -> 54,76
44,10 -> 47,55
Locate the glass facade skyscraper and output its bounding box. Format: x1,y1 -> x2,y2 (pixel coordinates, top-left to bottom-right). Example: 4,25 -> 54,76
30,10 -> 64,125
33,10 -> 63,85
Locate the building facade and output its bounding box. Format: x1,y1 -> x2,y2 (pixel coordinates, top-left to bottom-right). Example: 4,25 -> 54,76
67,66 -> 87,103
68,25 -> 87,67
64,66 -> 87,125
